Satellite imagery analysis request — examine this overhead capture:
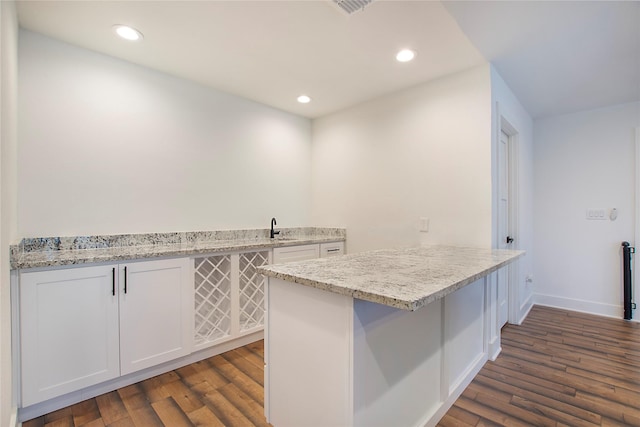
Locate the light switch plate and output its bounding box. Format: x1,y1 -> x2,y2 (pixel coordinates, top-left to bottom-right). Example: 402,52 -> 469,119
586,209 -> 607,220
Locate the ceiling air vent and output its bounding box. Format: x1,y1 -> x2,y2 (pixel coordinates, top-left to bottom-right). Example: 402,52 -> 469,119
332,0 -> 374,15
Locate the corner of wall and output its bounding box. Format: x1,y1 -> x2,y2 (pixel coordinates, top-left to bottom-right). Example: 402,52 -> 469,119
311,65 -> 495,252
1,1 -> 20,426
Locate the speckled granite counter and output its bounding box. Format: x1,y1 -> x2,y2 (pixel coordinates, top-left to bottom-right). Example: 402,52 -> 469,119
10,227 -> 345,270
263,245 -> 525,426
258,245 -> 523,311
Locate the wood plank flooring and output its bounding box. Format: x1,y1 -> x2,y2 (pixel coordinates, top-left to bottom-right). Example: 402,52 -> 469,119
24,305 -> 640,427
439,305 -> 640,427
23,341 -> 270,427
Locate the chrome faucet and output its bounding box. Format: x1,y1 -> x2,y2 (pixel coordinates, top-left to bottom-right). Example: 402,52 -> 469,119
270,217 -> 280,239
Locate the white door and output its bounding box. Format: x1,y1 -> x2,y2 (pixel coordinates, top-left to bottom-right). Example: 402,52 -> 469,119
497,130 -> 512,328
20,265 -> 120,406
119,258 -> 192,375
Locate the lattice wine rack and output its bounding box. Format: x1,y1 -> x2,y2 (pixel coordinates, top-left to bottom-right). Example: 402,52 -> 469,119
193,250 -> 269,349
194,255 -> 232,347
239,251 -> 268,332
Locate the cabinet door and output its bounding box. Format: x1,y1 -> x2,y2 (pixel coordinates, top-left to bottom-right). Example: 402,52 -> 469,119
272,244 -> 319,264
20,265 -> 120,406
119,258 -> 192,375
320,242 -> 345,258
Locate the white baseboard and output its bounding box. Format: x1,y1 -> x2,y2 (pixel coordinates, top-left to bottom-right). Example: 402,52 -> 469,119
516,293 -> 534,324
533,293 -> 626,320
10,406 -> 18,427
421,353 -> 488,427
488,336 -> 501,361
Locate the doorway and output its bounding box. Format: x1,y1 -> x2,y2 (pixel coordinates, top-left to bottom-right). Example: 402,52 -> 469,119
497,118 -> 519,328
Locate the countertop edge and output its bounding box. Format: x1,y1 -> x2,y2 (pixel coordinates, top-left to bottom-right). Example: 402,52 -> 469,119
258,248 -> 525,311
12,236 -> 345,270
408,252 -> 525,310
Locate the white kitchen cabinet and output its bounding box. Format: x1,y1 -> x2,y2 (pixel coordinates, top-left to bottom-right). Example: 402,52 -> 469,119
20,257 -> 192,405
193,243 -> 344,351
119,258 -> 192,375
272,244 -> 320,264
320,241 -> 345,258
193,250 -> 270,350
20,265 -> 120,406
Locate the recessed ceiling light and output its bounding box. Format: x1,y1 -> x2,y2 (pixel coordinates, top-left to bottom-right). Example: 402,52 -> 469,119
297,95 -> 311,104
396,49 -> 416,63
113,25 -> 143,41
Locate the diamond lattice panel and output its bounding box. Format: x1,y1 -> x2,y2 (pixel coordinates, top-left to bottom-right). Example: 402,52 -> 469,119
194,255 -> 232,346
239,251 -> 268,332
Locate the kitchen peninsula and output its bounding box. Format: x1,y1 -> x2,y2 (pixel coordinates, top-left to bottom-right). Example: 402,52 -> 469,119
259,245 -> 523,427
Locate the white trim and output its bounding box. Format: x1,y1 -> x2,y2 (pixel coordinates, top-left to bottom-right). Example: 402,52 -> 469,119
488,338 -> 502,361
10,271 -> 20,409
496,105 -> 522,325
447,353 -> 487,400
439,298 -> 449,404
506,126 -> 520,326
492,102 -> 500,250
421,352 -> 488,427
484,275 -> 501,360
346,287 -> 354,427
230,254 -> 240,336
516,293 -> 534,325
9,406 -> 18,427
533,293 -> 628,320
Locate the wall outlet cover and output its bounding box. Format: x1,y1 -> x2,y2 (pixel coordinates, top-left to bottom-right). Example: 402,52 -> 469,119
586,209 -> 607,220
419,217 -> 429,232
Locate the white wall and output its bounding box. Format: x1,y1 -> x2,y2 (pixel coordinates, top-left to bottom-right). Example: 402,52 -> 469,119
490,67 -> 534,323
311,65 -> 493,253
18,30 -> 312,237
1,2 -> 19,425
534,101 -> 640,318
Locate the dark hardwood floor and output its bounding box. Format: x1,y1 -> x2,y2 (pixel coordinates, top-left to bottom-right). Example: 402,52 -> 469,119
439,305 -> 640,427
23,341 -> 269,427
24,305 -> 640,427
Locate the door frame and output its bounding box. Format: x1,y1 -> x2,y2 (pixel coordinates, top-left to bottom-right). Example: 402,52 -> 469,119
502,118 -> 520,325
494,107 -> 521,325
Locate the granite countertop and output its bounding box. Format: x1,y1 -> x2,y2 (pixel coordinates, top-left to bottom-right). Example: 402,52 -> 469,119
258,245 -> 524,311
11,227 -> 345,270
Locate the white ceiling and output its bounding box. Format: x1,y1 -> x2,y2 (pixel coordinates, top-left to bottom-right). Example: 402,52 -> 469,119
444,1 -> 640,119
16,0 -> 640,120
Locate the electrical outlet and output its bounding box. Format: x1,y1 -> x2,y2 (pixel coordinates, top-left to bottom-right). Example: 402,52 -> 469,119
419,217 -> 429,233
